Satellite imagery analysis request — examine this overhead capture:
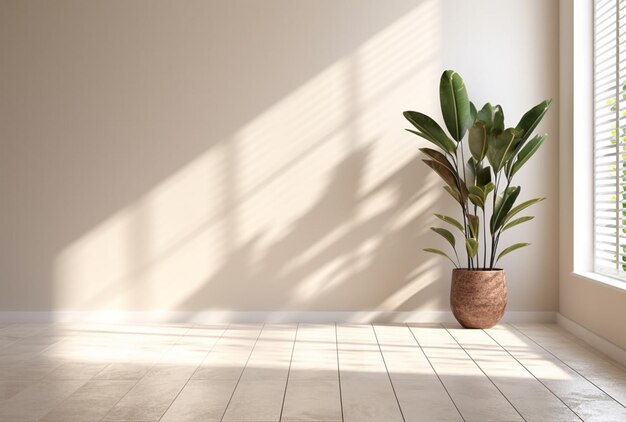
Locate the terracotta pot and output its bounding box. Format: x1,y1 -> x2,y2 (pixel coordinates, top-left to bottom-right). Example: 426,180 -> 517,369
450,269 -> 507,329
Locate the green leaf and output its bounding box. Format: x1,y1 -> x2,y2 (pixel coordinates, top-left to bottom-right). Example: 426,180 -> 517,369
404,111 -> 457,153
443,185 -> 461,203
516,99 -> 552,144
484,182 -> 495,195
502,216 -> 534,231
468,215 -> 479,238
468,185 -> 485,196
431,227 -> 456,249
504,158 -> 513,178
461,184 -> 473,200
465,158 -> 476,188
470,101 -> 478,122
503,197 -> 545,224
468,185 -> 487,209
423,159 -> 459,191
419,148 -> 455,172
434,214 -> 464,233
477,103 -> 495,128
468,193 -> 484,208
510,134 -> 546,177
424,248 -> 457,267
487,128 -> 518,172
423,159 -> 468,202
465,238 -> 479,258
439,70 -> 471,142
497,243 -> 530,262
493,105 -> 505,134
490,186 -> 521,233
469,121 -> 488,161
468,182 -> 494,209
476,166 -> 492,186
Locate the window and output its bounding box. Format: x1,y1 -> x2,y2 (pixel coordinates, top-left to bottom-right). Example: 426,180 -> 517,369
594,0 -> 626,278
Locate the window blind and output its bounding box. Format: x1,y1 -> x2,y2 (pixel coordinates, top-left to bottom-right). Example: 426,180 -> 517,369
594,0 -> 626,278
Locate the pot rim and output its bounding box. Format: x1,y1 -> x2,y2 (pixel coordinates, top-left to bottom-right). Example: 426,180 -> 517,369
452,268 -> 504,273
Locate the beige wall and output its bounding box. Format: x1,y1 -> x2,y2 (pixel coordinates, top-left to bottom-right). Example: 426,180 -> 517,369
0,0 -> 560,314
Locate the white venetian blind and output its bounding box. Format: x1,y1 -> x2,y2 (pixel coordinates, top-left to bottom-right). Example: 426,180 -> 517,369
594,0 -> 626,278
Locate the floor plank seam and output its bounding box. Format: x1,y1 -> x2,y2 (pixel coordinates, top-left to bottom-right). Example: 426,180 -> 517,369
100,325 -> 194,422
510,323 -> 626,410
371,323 -> 406,422
186,323 -> 231,381
334,322 -> 345,422
405,323 -> 466,422
94,370 -> 144,422
21,325 -> 66,365
2,323 -> 625,422
0,324 -> 21,351
278,322 -> 299,422
219,323 -> 266,422
442,324 -> 528,422
156,324 -> 230,422
482,327 -> 584,422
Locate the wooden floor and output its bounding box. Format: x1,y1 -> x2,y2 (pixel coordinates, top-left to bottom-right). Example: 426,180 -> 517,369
0,323 -> 625,421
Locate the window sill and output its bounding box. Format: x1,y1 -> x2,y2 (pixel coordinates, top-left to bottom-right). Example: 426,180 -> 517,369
572,271 -> 626,293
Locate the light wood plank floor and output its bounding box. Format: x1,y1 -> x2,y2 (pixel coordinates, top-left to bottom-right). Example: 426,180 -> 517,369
0,322 -> 624,421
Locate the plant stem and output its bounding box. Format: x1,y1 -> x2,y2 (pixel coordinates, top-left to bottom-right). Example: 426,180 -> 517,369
449,152 -> 469,269
492,178 -> 511,269
453,249 -> 461,269
451,149 -> 470,269
459,145 -> 472,269
489,172 -> 500,269
482,207 -> 487,270
473,203 -> 479,268
462,202 -> 470,269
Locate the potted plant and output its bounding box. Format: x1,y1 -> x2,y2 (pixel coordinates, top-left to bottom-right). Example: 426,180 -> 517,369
403,70 -> 551,328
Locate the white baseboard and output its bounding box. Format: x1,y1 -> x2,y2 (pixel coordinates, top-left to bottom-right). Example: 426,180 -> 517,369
0,310 -> 556,324
500,311 -> 556,323
557,313 -> 626,367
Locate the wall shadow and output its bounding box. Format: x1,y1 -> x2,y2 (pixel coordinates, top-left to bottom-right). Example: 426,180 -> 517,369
1,0 -> 453,313
179,146 -> 442,311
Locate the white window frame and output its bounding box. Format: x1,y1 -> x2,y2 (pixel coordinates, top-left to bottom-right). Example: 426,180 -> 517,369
571,0 -> 626,291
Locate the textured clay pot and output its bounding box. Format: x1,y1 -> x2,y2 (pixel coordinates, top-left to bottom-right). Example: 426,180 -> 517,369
450,269 -> 507,329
